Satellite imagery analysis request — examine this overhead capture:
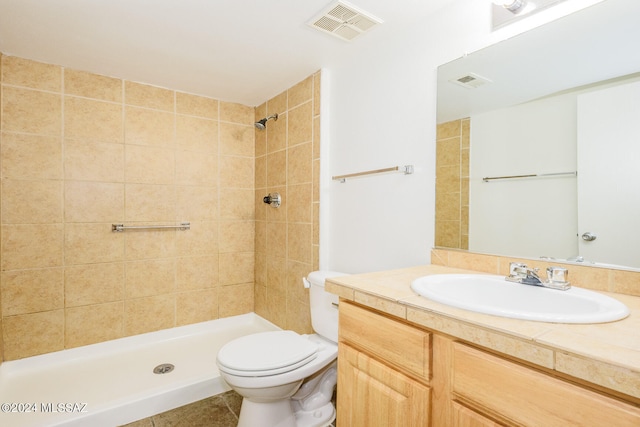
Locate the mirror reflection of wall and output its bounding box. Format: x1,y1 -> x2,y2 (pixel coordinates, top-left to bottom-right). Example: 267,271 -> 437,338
435,0 -> 640,270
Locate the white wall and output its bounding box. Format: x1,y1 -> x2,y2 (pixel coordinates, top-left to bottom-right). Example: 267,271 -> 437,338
322,0 -> 605,274
469,94 -> 578,259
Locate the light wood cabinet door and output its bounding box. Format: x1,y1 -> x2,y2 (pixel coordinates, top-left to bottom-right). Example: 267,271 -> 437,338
337,343 -> 430,427
452,402 -> 504,427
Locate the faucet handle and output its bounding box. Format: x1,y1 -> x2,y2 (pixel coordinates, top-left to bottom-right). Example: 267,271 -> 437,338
545,266 -> 571,290
509,262 -> 528,276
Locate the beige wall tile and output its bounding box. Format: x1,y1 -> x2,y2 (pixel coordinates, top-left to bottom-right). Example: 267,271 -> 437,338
436,137 -> 461,168
176,256 -> 217,291
437,120 -> 461,139
220,101 -> 252,124
255,250 -> 267,286
267,112 -> 287,153
219,220 -> 254,253
64,139 -> 124,182
65,263 -> 125,307
124,294 -> 175,336
266,222 -> 287,259
64,96 -> 122,142
64,69 -> 122,102
219,155 -> 254,189
313,117 -> 320,160
255,155 -> 267,189
125,145 -> 175,185
313,71 -> 321,117
65,302 -> 124,348
267,91 -> 287,116
125,106 -> 175,147
3,310 -> 64,359
1,268 -> 64,316
176,185 -> 218,221
288,76 -> 313,109
219,122 -> 253,156
287,142 -> 312,185
124,227 -> 177,260
1,133 -> 63,180
176,115 -> 217,153
64,181 -> 124,222
125,82 -> 174,111
64,223 -> 124,265
286,260 -> 312,303
176,289 -> 218,326
175,150 -> 217,186
312,158 -> 320,202
266,150 -> 286,187
219,252 -> 254,285
220,188 -> 254,220
288,102 -> 312,146
1,224 -> 64,270
265,288 -> 287,327
288,223 -> 312,264
125,184 -> 177,221
2,179 -> 63,223
125,259 -> 176,298
176,220 -> 218,256
1,56 -> 61,91
288,183 -> 312,223
176,92 -> 218,118
2,87 -> 62,135
219,283 -> 253,318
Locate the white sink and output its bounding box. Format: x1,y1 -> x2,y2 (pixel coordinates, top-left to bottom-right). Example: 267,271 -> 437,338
410,274 -> 629,323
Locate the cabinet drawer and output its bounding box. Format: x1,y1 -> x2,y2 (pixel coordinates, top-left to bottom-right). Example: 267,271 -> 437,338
339,301 -> 431,380
452,343 -> 640,427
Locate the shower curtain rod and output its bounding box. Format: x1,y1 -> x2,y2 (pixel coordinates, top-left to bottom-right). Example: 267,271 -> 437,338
332,165 -> 414,183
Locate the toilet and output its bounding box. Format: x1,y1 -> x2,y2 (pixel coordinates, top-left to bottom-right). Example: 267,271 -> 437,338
216,271 -> 345,427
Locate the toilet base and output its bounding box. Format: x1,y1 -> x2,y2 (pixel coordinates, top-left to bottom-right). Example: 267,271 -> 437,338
237,398 -> 335,427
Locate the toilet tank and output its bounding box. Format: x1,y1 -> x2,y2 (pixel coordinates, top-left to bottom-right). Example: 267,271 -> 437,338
305,271 -> 345,343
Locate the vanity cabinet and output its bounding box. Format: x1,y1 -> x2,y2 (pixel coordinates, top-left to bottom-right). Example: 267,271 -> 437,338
337,300 -> 640,427
337,301 -> 431,426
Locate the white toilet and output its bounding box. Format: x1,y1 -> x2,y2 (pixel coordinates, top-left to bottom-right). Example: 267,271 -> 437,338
216,271 -> 345,427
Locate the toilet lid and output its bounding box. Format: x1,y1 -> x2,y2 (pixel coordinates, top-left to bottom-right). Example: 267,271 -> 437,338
217,331 -> 318,377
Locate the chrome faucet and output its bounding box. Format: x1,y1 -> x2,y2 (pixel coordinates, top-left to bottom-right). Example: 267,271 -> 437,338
506,262 -> 571,290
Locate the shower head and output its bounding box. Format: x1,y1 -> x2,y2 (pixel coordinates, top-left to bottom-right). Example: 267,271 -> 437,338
254,113 -> 278,130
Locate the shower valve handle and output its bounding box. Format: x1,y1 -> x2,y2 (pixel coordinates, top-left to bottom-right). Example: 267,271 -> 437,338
263,192 -> 281,208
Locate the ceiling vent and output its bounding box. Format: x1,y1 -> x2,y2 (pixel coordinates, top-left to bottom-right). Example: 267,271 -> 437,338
308,1 -> 383,42
449,73 -> 493,89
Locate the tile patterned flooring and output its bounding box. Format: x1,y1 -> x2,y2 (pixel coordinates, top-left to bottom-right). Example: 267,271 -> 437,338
121,390 -> 337,427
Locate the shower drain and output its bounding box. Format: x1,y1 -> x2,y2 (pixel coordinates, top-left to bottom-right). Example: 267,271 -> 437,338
153,363 -> 175,374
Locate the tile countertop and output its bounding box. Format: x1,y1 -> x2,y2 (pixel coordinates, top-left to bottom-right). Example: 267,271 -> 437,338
325,264 -> 640,401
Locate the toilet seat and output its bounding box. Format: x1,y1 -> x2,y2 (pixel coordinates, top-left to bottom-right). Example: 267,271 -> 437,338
217,331 -> 318,377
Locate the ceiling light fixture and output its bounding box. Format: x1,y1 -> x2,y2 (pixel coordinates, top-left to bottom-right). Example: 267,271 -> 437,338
491,0 -> 567,30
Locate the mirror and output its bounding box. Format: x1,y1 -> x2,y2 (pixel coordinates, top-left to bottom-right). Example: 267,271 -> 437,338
435,0 -> 640,270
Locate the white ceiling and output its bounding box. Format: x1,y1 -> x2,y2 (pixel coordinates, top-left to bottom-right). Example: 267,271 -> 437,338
0,0 -> 456,106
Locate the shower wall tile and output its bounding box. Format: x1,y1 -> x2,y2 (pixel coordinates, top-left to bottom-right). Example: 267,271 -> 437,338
288,75 -> 312,109
1,55 -> 61,92
1,133 -> 63,180
64,139 -> 125,182
176,92 -> 218,119
1,179 -> 63,224
1,268 -> 64,316
2,310 -> 64,359
288,102 -> 313,146
64,96 -> 123,142
176,256 -> 217,291
65,263 -> 125,307
255,72 -> 321,333
176,115 -> 218,153
176,289 -> 218,326
64,223 -> 124,265
125,107 -> 175,148
1,87 -> 62,135
220,101 -> 253,124
0,55 -> 319,362
125,81 -> 175,112
64,69 -> 122,102
65,302 -> 124,348
1,224 -> 64,270
124,294 -> 175,336
219,122 -> 253,156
